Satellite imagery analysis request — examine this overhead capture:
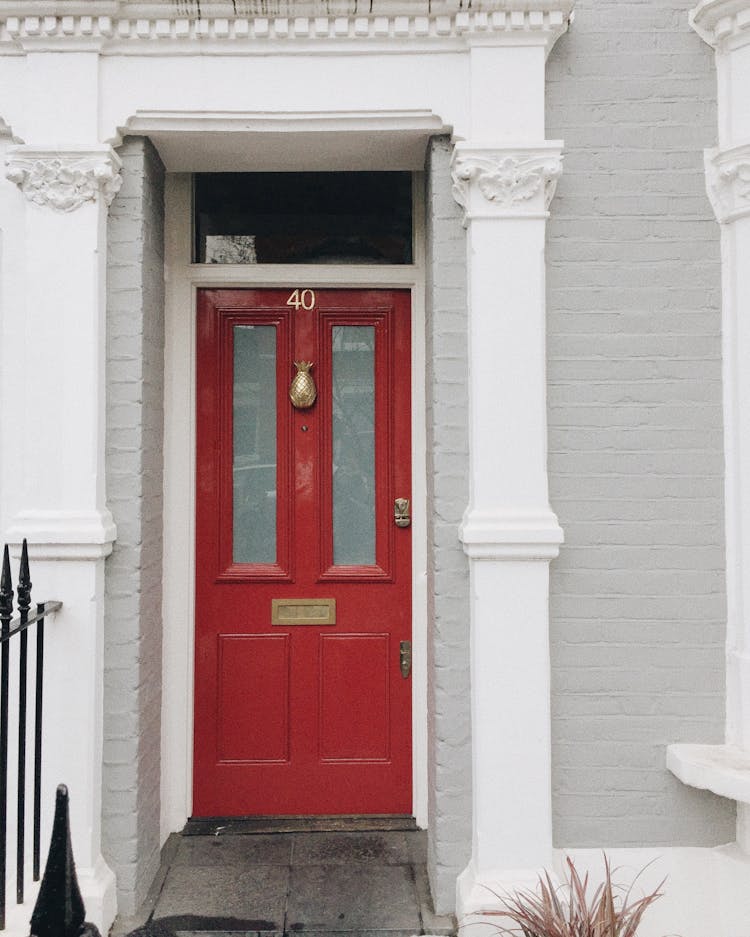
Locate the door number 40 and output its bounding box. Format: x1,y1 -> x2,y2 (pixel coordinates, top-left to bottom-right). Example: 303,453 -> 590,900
287,289 -> 316,311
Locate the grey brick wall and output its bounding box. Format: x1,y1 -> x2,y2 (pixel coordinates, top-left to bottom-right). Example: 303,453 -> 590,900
104,136 -> 166,915
425,136 -> 472,914
546,1 -> 735,846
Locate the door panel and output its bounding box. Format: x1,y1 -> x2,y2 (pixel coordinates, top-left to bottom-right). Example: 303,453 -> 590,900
319,634 -> 390,762
194,288 -> 412,816
218,634 -> 290,763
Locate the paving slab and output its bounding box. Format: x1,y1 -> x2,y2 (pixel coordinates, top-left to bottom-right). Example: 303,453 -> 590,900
286,863 -> 421,932
296,932 -> 419,937
175,931 -> 261,937
173,834 -> 293,867
156,914 -> 284,937
153,866 -> 289,930
175,931 -> 282,937
291,832 -> 411,866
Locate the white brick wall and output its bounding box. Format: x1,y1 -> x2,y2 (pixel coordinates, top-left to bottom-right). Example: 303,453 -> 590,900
546,0 -> 735,846
425,137 -> 472,915
104,137 -> 165,915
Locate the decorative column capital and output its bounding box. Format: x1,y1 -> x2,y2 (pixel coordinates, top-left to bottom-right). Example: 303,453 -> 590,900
691,0 -> 750,49
5,145 -> 122,213
450,142 -> 564,225
705,143 -> 750,223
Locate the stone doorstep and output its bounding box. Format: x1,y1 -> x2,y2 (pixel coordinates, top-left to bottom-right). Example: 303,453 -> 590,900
183,817 -> 419,836
110,832 -> 456,937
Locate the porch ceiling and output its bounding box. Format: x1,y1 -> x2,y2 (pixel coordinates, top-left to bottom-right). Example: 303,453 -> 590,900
121,112 -> 449,171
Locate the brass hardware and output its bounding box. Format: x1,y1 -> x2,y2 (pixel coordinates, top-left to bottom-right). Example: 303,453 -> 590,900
394,498 -> 411,528
399,640 -> 412,679
290,361 -> 317,409
272,598 -> 336,626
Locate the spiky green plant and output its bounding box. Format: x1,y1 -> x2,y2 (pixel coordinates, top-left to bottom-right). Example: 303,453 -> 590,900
485,855 -> 665,937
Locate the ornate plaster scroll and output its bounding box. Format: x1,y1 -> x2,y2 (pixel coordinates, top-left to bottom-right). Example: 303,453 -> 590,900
451,146 -> 564,224
705,143 -> 750,224
5,147 -> 122,212
691,0 -> 750,49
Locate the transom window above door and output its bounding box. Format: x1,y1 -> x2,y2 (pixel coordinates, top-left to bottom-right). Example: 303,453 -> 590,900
194,172 -> 413,265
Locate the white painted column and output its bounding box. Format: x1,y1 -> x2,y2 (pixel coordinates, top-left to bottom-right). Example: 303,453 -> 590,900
451,143 -> 564,923
705,140 -> 750,754
666,6 -> 750,859
2,142 -> 120,933
662,23 -> 750,937
449,22 -> 569,925
689,0 -> 750,758
0,43 -> 119,931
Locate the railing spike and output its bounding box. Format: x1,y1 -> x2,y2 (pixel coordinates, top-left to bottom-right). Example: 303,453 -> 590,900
17,540 -> 31,615
0,547 -> 12,620
30,785 -> 90,937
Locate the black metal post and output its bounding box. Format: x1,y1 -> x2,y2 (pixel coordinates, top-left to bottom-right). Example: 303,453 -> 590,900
33,603 -> 45,884
16,541 -> 31,904
0,546 -> 13,930
30,784 -> 99,937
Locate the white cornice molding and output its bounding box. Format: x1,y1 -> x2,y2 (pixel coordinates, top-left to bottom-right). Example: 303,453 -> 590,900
691,0 -> 750,48
5,510 -> 117,561
119,107 -> 446,137
705,143 -> 750,223
0,1 -> 574,15
451,142 -> 564,225
5,145 -> 122,211
0,3 -> 574,54
460,511 -> 564,561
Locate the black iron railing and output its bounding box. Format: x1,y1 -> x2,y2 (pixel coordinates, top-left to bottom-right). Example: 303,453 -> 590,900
0,540 -> 60,929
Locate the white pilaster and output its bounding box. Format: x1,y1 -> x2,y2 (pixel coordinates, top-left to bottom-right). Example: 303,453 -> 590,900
666,1 -> 750,871
2,143 -> 120,933
452,141 -> 564,925
693,0 -> 750,756
704,141 -> 750,756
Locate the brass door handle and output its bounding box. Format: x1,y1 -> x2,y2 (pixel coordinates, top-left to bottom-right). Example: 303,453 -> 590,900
394,498 -> 411,528
400,641 -> 412,679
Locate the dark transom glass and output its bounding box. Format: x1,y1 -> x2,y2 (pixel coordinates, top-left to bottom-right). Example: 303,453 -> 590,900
194,172 -> 413,265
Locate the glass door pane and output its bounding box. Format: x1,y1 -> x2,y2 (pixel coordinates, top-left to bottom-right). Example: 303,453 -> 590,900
233,325 -> 277,564
332,326 -> 376,566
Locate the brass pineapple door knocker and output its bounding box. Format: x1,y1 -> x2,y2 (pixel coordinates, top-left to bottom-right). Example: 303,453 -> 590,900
290,361 -> 317,409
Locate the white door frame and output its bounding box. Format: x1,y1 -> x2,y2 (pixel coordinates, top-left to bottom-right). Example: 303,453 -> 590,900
160,171 -> 429,842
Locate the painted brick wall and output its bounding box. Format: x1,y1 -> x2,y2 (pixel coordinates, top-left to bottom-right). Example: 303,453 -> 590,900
425,136 -> 472,914
546,1 -> 735,846
104,137 -> 165,915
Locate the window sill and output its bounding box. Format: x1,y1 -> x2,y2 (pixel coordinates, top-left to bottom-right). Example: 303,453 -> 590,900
667,743 -> 750,803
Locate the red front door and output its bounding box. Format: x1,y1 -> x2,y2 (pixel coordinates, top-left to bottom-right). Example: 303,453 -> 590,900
193,288 -> 412,816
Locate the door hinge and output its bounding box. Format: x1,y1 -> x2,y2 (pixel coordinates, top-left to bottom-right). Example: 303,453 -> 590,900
400,640 -> 412,679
